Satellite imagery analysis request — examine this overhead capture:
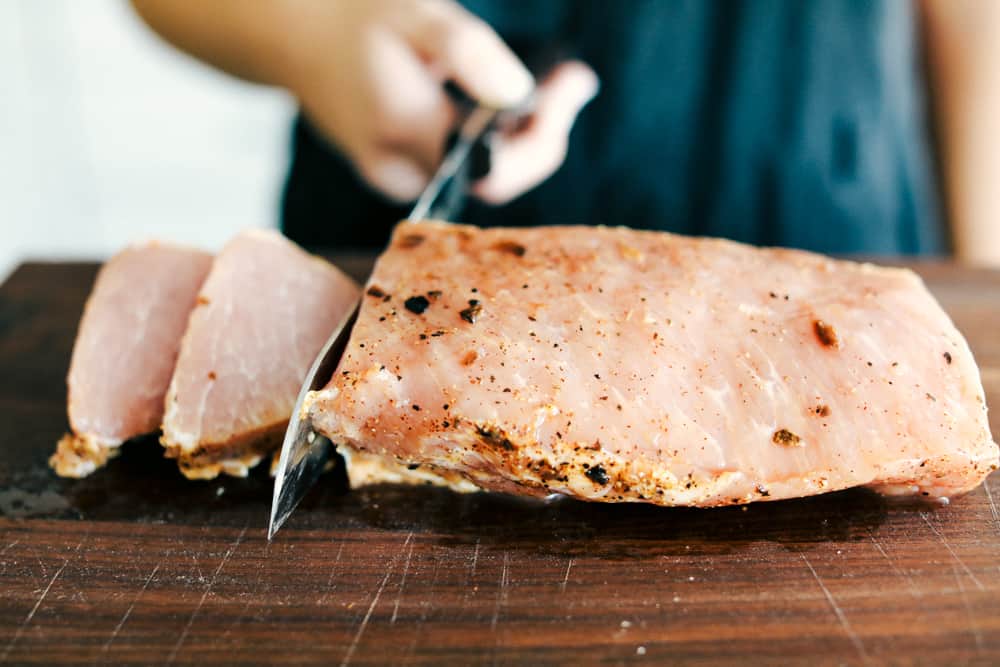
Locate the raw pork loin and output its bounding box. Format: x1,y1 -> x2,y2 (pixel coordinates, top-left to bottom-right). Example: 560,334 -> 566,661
161,229 -> 359,479
51,242 -> 212,477
306,221 -> 997,505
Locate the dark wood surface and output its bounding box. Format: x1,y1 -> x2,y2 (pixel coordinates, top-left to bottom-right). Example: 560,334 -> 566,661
1,257 -> 999,666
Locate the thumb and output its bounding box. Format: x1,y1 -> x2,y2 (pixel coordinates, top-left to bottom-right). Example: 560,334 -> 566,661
397,2 -> 534,109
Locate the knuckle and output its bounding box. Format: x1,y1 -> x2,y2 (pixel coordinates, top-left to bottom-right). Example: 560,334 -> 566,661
355,154 -> 389,191
475,182 -> 511,205
369,105 -> 402,141
440,20 -> 491,62
539,138 -> 569,176
356,154 -> 428,202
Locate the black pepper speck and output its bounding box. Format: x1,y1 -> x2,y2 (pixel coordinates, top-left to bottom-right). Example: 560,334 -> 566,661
460,300 -> 483,324
585,464 -> 609,485
404,296 -> 430,314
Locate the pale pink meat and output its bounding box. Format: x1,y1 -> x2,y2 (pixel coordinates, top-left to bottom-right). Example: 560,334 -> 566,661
51,241 -> 213,478
162,229 -> 359,479
306,221 -> 998,505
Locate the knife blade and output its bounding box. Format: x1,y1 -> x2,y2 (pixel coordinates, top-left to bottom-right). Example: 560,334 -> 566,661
409,105 -> 498,221
267,105 -> 501,539
267,306 -> 357,539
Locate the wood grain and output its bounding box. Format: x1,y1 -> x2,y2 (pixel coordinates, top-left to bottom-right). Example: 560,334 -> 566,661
1,258 -> 999,666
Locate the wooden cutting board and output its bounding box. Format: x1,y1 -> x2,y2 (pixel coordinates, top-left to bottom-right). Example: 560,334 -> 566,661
1,257 -> 999,666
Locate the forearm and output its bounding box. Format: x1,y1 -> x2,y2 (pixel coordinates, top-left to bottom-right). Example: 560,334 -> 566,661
921,0 -> 1000,266
129,0 -> 298,88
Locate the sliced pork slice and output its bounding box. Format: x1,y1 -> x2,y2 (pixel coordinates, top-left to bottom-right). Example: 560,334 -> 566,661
306,221 -> 998,505
162,229 -> 359,479
51,242 -> 213,478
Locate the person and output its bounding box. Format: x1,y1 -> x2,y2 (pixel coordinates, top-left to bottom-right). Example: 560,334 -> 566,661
130,0 -> 1000,264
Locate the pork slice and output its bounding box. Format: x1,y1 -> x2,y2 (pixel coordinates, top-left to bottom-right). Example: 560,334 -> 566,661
51,242 -> 213,478
161,229 -> 359,479
306,221 -> 998,505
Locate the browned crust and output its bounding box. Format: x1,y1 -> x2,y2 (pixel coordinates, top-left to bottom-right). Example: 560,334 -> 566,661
50,433 -> 120,479
341,446 -> 481,492
317,408 -> 998,505
161,420 -> 286,480
465,421 -> 996,504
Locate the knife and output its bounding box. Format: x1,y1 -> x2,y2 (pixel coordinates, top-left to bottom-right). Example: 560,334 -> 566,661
268,105 -> 501,539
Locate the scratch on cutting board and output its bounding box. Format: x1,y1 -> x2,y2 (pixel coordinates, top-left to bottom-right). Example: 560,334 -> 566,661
189,550 -> 204,585
470,538 -> 480,579
488,552 -> 512,667
315,543 -> 346,607
0,540 -> 19,576
1,534 -> 86,661
341,571 -> 392,666
490,552 -> 510,632
100,563 -> 161,657
402,547 -> 442,662
166,523 -> 247,665
341,539 -> 408,667
951,562 -> 985,655
1,560 -> 68,661
920,512 -> 985,591
222,539 -> 275,640
391,533 -> 416,624
983,481 -> 1000,535
867,533 -> 921,599
560,558 -> 575,594
800,553 -> 868,664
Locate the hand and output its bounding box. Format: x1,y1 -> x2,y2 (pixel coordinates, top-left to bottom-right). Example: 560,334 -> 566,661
473,61 -> 599,204
283,0 -> 597,203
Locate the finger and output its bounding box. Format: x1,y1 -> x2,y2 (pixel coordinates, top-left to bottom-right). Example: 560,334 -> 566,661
365,27 -> 458,174
397,2 -> 534,109
472,61 -> 599,205
354,151 -> 430,203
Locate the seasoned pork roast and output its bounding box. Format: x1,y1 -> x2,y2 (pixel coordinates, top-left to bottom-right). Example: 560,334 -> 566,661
306,221 -> 997,505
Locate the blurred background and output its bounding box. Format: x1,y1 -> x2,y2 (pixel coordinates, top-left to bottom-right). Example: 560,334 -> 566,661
4,1 -> 997,279
0,0 -> 294,282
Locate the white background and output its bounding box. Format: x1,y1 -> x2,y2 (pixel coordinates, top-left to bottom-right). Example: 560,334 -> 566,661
0,0 -> 295,282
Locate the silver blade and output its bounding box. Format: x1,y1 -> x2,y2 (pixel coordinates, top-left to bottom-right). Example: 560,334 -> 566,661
268,304 -> 359,539
409,106 -> 498,221
270,104 -> 513,537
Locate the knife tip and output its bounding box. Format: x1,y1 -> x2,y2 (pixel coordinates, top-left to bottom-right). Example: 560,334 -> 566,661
266,516 -> 281,541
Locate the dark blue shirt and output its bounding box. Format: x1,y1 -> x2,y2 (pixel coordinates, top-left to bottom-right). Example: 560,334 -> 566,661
282,0 -> 946,255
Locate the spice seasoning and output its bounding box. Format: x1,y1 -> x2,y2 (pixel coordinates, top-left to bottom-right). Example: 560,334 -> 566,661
460,299 -> 483,323
772,429 -> 802,447
398,234 -> 425,248
585,464 -> 610,485
813,320 -> 839,348
404,295 -> 430,314
492,240 -> 526,257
